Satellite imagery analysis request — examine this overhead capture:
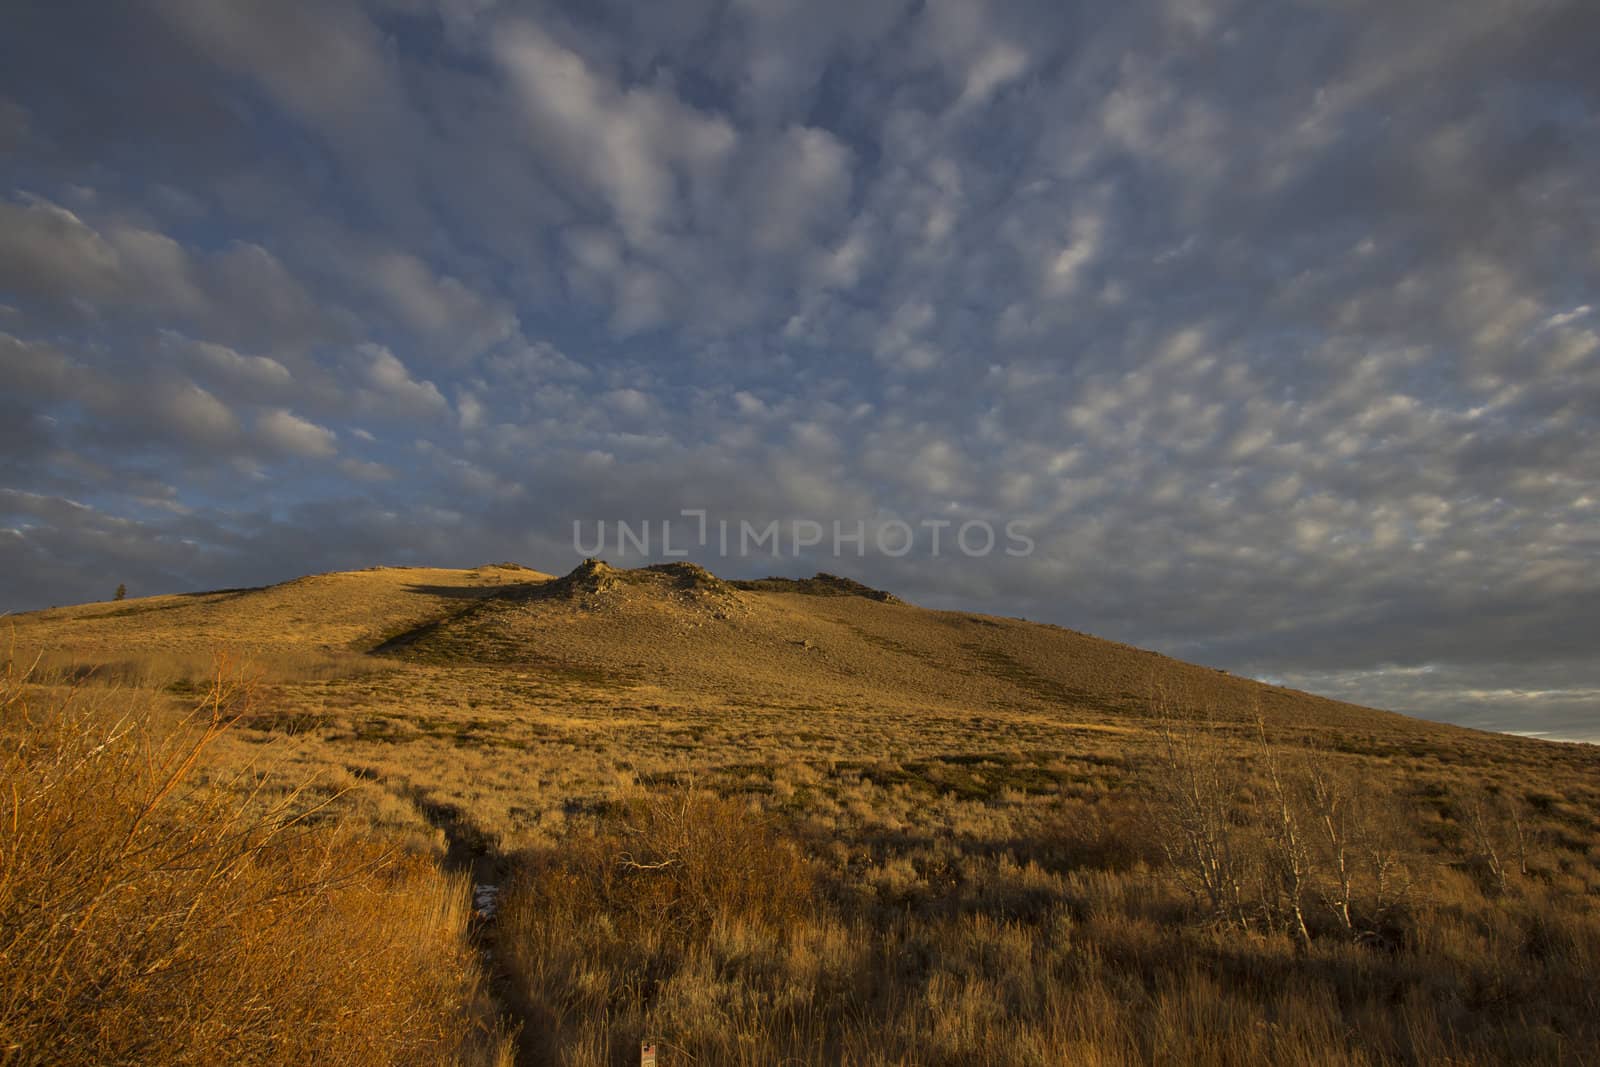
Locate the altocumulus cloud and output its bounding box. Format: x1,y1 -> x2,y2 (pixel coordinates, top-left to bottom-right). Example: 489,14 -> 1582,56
1,0 -> 1597,741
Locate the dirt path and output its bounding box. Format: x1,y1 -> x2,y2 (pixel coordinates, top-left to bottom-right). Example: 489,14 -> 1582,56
357,770 -> 530,1063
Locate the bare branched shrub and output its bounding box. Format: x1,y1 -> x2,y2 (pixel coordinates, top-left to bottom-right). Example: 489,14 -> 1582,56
1301,763 -> 1416,944
1459,786 -> 1536,899
1304,761 -> 1357,933
1354,800 -> 1413,933
1149,696 -> 1429,949
1257,733 -> 1425,949
1254,713 -> 1313,944
1147,691 -> 1251,930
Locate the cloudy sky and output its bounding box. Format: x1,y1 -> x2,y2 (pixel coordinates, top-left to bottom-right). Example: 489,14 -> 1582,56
2,1 -> 1597,740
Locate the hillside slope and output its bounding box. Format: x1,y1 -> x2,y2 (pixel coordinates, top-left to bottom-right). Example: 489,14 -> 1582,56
13,558 -> 1406,735
9,563 -> 551,660
11,568 -> 1600,1067
372,559 -> 1395,732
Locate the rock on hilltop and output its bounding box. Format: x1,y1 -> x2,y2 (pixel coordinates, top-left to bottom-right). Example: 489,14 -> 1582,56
529,559 -> 737,603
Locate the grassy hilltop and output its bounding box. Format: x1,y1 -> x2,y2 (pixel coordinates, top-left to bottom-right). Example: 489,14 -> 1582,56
5,560 -> 1599,1065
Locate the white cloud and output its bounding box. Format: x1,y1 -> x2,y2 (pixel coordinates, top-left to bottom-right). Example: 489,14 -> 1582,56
0,195 -> 335,349
482,339 -> 591,383
610,266 -> 671,336
150,0 -> 399,134
0,194 -> 159,305
0,330 -> 78,397
355,344 -> 449,417
256,409 -> 337,458
163,332 -> 294,392
812,229 -> 871,289
874,300 -> 940,370
457,391 -> 486,433
363,249 -> 518,360
959,41 -> 1029,108
1043,211 -> 1104,296
743,126 -> 854,253
338,457 -> 394,481
602,387 -> 654,418
151,382 -> 241,449
720,0 -> 910,118
7,0 -> 1600,741
495,22 -> 737,244
912,0 -> 1030,109
1543,306 -> 1592,330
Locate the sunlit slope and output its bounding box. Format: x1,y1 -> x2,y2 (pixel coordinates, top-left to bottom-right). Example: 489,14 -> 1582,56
8,563 -> 551,660
375,560 -> 1399,732
10,557 -> 1406,731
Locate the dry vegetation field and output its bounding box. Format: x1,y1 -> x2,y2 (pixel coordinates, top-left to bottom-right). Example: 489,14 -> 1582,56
5,560 -> 1599,1065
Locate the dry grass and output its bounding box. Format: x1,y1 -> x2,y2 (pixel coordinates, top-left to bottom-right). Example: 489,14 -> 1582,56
495,725 -> 1600,1065
24,647 -> 391,689
500,789 -> 814,1063
0,653 -> 513,1066
6,562 -> 1600,1064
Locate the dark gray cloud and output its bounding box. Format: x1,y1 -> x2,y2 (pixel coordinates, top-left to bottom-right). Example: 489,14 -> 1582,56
1,0 -> 1596,742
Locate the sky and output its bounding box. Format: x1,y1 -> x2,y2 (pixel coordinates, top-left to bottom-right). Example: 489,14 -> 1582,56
1,0 -> 1597,742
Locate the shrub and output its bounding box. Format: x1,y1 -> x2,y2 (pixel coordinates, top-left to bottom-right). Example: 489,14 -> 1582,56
0,654 -> 513,1066
497,787 -> 814,1062
505,786 -> 813,948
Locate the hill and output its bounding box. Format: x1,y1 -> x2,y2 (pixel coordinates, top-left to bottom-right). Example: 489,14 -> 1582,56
9,559 -> 1600,1065
13,556 -> 1404,734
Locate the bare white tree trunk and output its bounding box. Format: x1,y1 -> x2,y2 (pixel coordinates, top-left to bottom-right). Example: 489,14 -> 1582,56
1307,764 -> 1355,936
1151,688 -> 1250,932
1255,713 -> 1312,945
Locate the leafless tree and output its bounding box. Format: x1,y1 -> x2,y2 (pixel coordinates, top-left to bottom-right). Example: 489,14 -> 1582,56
1304,761 -> 1356,935
1255,713 -> 1312,944
1150,687 -> 1250,931
1462,790 -> 1509,897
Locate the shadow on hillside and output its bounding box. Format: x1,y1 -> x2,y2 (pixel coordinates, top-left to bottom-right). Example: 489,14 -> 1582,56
399,582 -> 549,600
175,586 -> 268,599
79,585 -> 268,619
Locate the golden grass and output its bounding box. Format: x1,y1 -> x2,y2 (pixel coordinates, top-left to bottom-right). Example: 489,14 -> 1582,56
494,731 -> 1600,1065
6,562 -> 1600,1064
0,654 -> 513,1066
